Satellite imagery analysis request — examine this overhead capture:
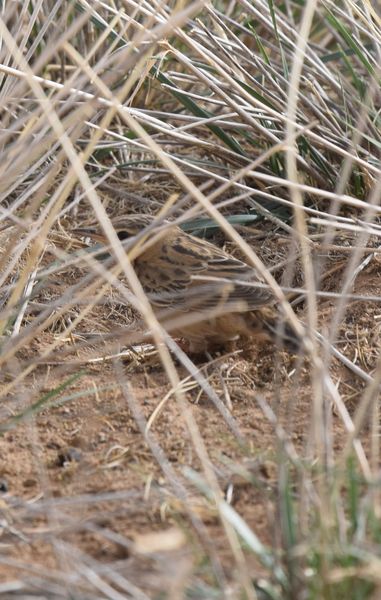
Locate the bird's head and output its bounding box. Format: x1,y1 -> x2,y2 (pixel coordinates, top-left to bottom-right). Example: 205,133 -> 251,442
75,214 -> 160,243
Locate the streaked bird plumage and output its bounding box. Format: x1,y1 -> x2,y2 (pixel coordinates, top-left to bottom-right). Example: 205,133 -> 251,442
77,214 -> 298,353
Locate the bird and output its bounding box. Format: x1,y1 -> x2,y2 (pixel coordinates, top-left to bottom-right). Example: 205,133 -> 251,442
76,214 -> 299,354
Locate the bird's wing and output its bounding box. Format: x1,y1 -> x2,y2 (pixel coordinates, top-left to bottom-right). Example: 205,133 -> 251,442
137,231 -> 272,311
186,235 -> 273,310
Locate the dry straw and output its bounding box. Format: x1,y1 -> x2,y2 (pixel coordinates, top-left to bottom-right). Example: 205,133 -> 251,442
0,0 -> 381,598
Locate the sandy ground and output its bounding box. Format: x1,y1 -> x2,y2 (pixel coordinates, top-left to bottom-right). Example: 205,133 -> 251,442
0,229 -> 379,597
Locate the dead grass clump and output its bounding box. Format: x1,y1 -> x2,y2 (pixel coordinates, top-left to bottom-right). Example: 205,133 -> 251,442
0,1 -> 381,598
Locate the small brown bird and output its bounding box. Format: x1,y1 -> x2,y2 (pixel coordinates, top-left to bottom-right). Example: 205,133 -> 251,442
77,214 -> 298,353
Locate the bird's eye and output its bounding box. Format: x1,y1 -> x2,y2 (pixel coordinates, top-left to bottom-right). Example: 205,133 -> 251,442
117,230 -> 130,241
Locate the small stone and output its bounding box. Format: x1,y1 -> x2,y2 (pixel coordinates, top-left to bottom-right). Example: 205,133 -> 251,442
23,478 -> 37,488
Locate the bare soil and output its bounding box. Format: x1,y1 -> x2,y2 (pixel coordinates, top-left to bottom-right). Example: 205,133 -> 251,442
0,230 -> 379,597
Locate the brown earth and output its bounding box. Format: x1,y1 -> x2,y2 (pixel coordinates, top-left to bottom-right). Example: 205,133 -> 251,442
0,230 -> 379,597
